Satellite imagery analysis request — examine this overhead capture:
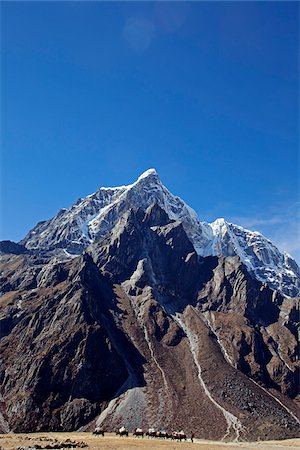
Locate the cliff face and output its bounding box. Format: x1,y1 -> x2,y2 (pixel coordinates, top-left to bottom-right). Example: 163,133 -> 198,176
0,205 -> 299,440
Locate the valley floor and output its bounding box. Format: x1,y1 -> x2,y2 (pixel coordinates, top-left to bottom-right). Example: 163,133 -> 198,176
0,433 -> 299,450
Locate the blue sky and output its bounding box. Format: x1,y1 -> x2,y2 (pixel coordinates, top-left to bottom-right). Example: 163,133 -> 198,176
1,1 -> 299,261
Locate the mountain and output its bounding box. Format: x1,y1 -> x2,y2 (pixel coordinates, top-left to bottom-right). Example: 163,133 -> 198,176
0,171 -> 299,440
20,169 -> 300,298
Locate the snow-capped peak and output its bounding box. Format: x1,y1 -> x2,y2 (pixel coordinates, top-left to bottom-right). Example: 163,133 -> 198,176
137,168 -> 158,180
20,169 -> 300,297
93,168 -> 159,193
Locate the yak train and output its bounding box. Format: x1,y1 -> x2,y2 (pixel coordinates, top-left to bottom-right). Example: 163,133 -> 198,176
93,426 -> 190,441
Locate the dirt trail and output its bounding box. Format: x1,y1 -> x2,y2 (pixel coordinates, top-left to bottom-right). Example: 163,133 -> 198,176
0,433 -> 299,450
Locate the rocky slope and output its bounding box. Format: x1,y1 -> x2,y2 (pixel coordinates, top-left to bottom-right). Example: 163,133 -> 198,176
20,169 -> 300,297
0,204 -> 299,440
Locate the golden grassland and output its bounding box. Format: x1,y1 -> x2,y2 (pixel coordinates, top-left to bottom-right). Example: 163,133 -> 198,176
0,433 -> 299,450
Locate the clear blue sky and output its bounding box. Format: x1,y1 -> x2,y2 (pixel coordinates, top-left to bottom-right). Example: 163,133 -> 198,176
1,1 -> 299,261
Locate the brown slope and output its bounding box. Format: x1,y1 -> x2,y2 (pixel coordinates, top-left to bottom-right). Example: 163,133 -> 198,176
0,254 -> 146,432
196,256 -> 299,401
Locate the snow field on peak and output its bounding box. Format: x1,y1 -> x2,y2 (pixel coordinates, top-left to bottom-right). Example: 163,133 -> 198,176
21,169 -> 300,297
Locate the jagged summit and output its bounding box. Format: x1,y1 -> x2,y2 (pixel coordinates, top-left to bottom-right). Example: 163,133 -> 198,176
137,167 -> 158,180
20,169 -> 300,297
93,168 -> 159,192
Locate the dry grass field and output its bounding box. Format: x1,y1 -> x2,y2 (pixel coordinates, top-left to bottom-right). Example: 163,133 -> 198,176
0,433 -> 299,450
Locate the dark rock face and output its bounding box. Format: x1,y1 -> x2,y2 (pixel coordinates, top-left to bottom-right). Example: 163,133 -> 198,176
0,241 -> 29,255
0,254 -> 146,432
0,205 -> 299,440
